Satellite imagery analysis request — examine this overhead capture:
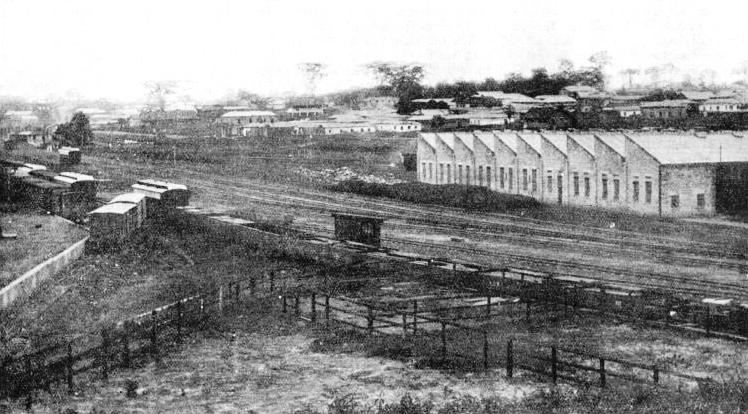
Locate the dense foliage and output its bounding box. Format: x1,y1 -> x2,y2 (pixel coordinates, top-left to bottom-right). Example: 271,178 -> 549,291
55,112 -> 93,147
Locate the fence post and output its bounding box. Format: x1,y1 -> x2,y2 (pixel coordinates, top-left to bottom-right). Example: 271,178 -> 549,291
653,366 -> 659,384
486,295 -> 491,317
218,285 -> 224,315
526,301 -> 531,319
200,298 -> 205,319
176,301 -> 183,345
67,343 -> 74,394
551,346 -> 557,383
250,277 -> 256,295
367,306 -> 374,335
311,293 -> 317,322
101,328 -> 110,381
122,323 -> 131,369
0,356 -> 7,398
412,300 -> 418,335
599,358 -> 606,388
441,322 -> 447,360
294,295 -> 300,317
235,281 -> 240,302
507,340 -> 513,378
402,313 -> 407,337
483,330 -> 489,370
282,296 -> 287,313
705,307 -> 711,336
325,295 -> 330,324
151,310 -> 159,364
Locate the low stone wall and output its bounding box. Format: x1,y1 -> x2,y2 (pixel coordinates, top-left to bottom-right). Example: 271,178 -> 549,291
0,237 -> 88,309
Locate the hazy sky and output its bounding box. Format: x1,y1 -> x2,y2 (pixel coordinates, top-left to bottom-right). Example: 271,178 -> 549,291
1,0 -> 747,102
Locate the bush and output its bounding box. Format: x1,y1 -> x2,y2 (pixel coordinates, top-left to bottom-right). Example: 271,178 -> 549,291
328,180 -> 540,212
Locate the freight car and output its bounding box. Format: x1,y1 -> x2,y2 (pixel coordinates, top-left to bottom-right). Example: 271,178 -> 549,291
107,192 -> 147,227
87,202 -> 139,250
131,179 -> 190,216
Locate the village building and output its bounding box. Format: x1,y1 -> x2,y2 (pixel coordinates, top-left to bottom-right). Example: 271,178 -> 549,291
566,133 -> 597,207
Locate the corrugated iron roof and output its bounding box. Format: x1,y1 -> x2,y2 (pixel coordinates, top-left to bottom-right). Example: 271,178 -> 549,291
493,131 -> 518,153
454,132 -> 475,152
626,132 -> 748,165
221,111 -> 277,118
595,132 -> 626,157
436,133 -> 455,151
517,132 -> 543,155
473,131 -> 496,153
568,133 -> 596,157
109,192 -> 146,204
535,95 -> 577,103
419,133 -> 438,150
541,132 -> 568,156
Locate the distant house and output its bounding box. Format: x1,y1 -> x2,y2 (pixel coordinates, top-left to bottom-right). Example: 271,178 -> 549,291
216,110 -> 277,137
699,98 -> 742,114
603,105 -> 642,118
475,92 -> 539,113
466,110 -> 509,127
560,85 -> 603,99
139,109 -> 199,131
639,100 -> 692,119
680,90 -> 714,102
535,95 -> 577,110
285,106 -> 325,119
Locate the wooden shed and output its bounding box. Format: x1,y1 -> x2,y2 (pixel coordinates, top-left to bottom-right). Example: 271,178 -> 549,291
332,213 -> 385,246
55,172 -> 98,200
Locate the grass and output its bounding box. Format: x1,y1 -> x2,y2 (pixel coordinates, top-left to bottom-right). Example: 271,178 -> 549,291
0,208 -> 87,286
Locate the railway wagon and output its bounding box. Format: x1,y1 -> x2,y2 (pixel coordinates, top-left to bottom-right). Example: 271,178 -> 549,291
108,192 -> 147,226
131,179 -> 190,217
14,177 -> 68,214
58,146 -> 81,166
87,202 -> 139,249
55,172 -> 98,200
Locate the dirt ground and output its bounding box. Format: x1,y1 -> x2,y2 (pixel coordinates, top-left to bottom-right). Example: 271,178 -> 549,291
0,209 -> 88,286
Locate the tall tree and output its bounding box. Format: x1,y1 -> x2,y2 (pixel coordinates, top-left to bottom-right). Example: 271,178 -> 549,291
144,81 -> 177,111
620,68 -> 639,88
365,62 -> 425,114
298,62 -> 327,96
55,112 -> 93,147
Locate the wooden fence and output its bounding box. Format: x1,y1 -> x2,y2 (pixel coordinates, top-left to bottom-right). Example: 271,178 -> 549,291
1,270 -> 715,407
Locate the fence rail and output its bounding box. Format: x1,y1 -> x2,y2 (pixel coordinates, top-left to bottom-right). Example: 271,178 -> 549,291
1,270 -> 717,407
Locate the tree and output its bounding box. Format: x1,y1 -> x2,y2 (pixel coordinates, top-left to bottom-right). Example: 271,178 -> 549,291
558,59 -> 575,75
364,62 -> 425,114
55,112 -> 93,147
298,62 -> 327,96
588,51 -> 611,71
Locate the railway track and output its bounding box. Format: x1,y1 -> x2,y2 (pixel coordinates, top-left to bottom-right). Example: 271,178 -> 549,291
294,222 -> 748,301
179,176 -> 747,273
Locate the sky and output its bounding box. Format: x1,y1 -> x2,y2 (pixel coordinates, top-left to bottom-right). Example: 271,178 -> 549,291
1,0 -> 747,103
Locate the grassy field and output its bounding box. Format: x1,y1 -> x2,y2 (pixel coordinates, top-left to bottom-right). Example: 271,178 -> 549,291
0,208 -> 88,287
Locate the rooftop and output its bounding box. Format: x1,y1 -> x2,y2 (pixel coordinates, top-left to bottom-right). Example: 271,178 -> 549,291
89,202 -> 136,215
627,132 -> 748,165
535,95 -> 577,104
419,132 -> 438,150
493,131 -> 519,153
567,133 -> 597,157
454,132 -> 475,152
221,111 -> 277,118
109,192 -> 147,204
594,132 -> 626,157
473,131 -> 496,153
639,100 -> 692,108
435,132 -> 455,151
541,132 -> 568,156
517,132 -> 543,155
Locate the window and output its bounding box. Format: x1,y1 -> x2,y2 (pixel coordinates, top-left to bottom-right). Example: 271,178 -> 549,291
422,162 -> 426,180
531,169 -> 537,192
499,167 -> 505,189
697,193 -> 705,209
584,176 -> 590,197
632,180 -> 639,202
486,167 -> 492,188
645,181 -> 652,203
466,166 -> 471,185
458,165 -> 463,184
439,163 -> 444,183
522,169 -> 528,190
613,178 -> 620,201
508,168 -> 513,190
478,166 -> 484,186
671,195 -> 679,209
573,173 -> 579,196
446,164 -> 451,183
547,171 -> 553,192
601,174 -> 608,199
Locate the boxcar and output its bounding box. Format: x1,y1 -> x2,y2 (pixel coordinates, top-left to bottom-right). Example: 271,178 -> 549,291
55,172 -> 98,200
88,202 -> 139,248
59,147 -> 81,165
17,177 -> 68,214
108,192 -> 147,226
